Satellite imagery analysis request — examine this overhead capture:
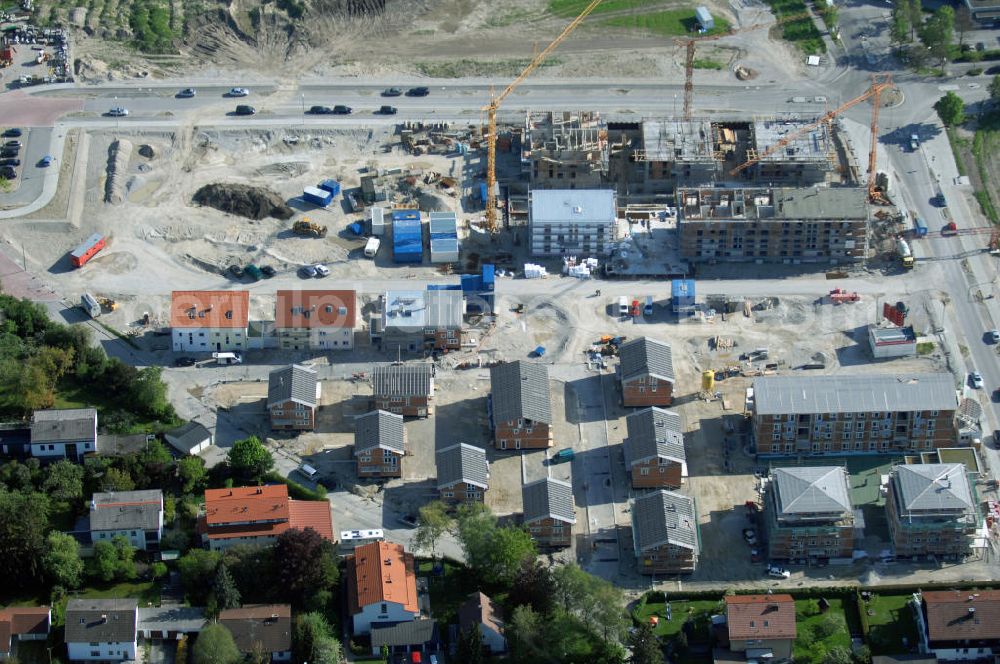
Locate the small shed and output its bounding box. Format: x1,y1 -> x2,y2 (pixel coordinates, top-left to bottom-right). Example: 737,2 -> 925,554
164,421 -> 213,456
695,6 -> 714,31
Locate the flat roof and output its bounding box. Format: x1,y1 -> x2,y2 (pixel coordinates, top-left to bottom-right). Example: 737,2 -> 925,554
753,373 -> 956,415
529,189 -> 616,225
753,119 -> 833,163
641,120 -> 715,162
774,188 -> 868,220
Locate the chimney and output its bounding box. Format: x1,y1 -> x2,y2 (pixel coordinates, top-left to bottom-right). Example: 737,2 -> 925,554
100,615 -> 108,624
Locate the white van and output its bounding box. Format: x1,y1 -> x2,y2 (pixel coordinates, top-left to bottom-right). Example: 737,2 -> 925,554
212,351 -> 243,365
618,296 -> 629,318
364,236 -> 381,258
298,463 -> 318,479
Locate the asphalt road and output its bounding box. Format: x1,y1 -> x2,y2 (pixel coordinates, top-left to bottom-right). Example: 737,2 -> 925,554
1,127 -> 53,206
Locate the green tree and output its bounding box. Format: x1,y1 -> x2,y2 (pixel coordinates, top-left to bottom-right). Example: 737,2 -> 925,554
413,501 -> 451,557
907,0 -> 923,41
509,557 -> 556,615
508,604 -> 543,662
990,75 -> 1000,103
486,525 -> 536,586
193,623 -> 241,664
628,622 -> 664,664
552,563 -> 626,643
455,623 -> 485,664
42,459 -> 84,503
43,531 -> 84,589
822,646 -> 853,664
812,614 -> 844,640
274,528 -> 338,610
226,436 -> 273,481
921,5 -> 954,64
151,562 -> 168,579
178,456 -> 208,493
294,613 -> 345,664
112,535 -> 137,580
935,91 -> 966,125
955,5 -> 974,47
454,502 -> 497,572
129,367 -> 175,420
0,489 -> 50,589
101,467 -> 135,492
92,541 -> 120,582
178,549 -> 221,603
212,563 -> 241,613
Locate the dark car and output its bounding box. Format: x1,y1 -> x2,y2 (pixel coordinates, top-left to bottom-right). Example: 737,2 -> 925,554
0,167 -> 16,180
177,88 -> 196,98
228,264 -> 244,278
308,105 -> 334,114
382,87 -> 402,97
2,128 -> 23,137
4,140 -> 23,149
986,65 -> 1000,75
931,193 -> 946,207
173,356 -> 197,367
298,265 -> 317,278
0,159 -> 19,167
377,105 -> 398,115
332,105 -> 352,114
234,105 -> 256,116
260,265 -> 276,278
406,86 -> 430,97
1,149 -> 19,159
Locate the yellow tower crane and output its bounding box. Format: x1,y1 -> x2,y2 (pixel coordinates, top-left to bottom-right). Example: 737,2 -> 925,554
481,0 -> 605,234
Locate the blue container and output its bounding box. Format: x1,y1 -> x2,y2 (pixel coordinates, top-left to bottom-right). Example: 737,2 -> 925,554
478,182 -> 488,205
481,264 -> 495,291
319,179 -> 341,196
347,222 -> 363,236
427,284 -> 461,291
303,186 -> 333,207
391,210 -> 420,223
672,279 -> 696,314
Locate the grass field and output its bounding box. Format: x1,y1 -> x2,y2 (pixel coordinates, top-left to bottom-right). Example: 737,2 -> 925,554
862,593 -> 920,655
603,9 -> 731,36
760,0 -> 826,54
550,0 -> 665,17
972,122 -> 1000,223
793,598 -> 855,661
633,599 -> 723,637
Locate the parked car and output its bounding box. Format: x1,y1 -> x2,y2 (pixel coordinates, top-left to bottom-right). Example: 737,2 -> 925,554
750,548 -> 763,563
0,149 -> 18,159
260,265 -> 276,278
332,105 -> 352,114
987,329 -> 1000,344
228,265 -> 244,278
382,87 -> 402,97
970,371 -> 984,389
2,128 -> 23,137
313,264 -> 330,277
245,264 -> 263,281
298,265 -> 318,278
398,513 -> 419,527
107,107 -> 129,117
177,88 -> 196,98
0,167 -> 16,180
0,159 -> 20,167
406,86 -> 430,97
234,105 -> 256,115
377,105 -> 397,115
228,87 -> 249,97
173,356 -> 197,367
742,528 -> 757,545
4,140 -> 23,148
766,564 -> 790,579
308,105 -> 333,114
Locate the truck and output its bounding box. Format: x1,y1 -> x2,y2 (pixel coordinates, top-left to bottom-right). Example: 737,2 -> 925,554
364,237 -> 381,258
897,237 -> 914,269
912,216 -> 928,238
292,219 -> 328,238
212,351 -> 243,365
80,293 -> 101,318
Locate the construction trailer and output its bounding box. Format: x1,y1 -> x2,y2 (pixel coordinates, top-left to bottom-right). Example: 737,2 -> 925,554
370,207 -> 386,236
392,211 -> 423,264
672,279 -> 696,315
69,234 -> 106,268
695,6 -> 714,31
303,186 -> 334,207
429,212 -> 459,264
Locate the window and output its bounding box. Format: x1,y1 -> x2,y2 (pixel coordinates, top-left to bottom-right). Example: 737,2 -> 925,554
91,652 -> 100,658
640,467 -> 650,476
380,603 -> 388,613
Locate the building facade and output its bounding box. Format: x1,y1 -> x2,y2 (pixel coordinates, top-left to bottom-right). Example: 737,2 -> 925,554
528,189 -> 617,257
346,541 -> 420,635
354,410 -> 405,479
170,290 -> 249,353
624,407 -> 686,489
618,337 -> 675,408
267,364 -> 320,430
765,466 -> 855,562
90,489 -> 164,551
379,290 -> 463,354
65,599 -> 138,662
522,477 -> 575,548
370,363 -> 435,418
436,443 -> 489,506
274,289 -> 356,351
489,361 -> 553,450
30,408 -> 98,461
631,490 -> 699,575
886,463 -> 979,559
752,373 -> 959,456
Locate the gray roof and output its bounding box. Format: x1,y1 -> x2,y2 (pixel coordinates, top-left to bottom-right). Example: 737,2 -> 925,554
90,490 -> 162,532
65,599 -> 138,643
631,489 -> 699,554
164,421 -> 212,454
530,189 -> 616,225
371,363 -> 434,397
619,337 -> 675,383
522,477 -> 576,524
490,361 -> 551,424
625,407 -> 685,466
773,187 -> 868,221
354,410 -> 405,455
436,443 -> 489,490
772,467 -> 852,515
425,289 -> 464,328
370,619 -> 438,648
753,373 -> 956,416
30,408 -> 97,444
893,463 -> 974,513
267,364 -> 318,408
137,607 -> 206,634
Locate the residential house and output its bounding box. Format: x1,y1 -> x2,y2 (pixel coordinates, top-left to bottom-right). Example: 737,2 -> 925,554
458,592 -> 506,654
962,0 -> 1000,24
89,489 -> 164,551
0,423 -> 31,457
65,599 -> 138,662
752,373 -> 959,456
200,485 -> 334,550
379,289 -> 463,353
528,189 -> 617,256
765,466 -> 855,562
522,477 -> 576,548
345,541 -> 420,635
624,407 -> 686,489
918,590 -> 1000,661
354,410 -> 405,479
723,594 -> 797,660
274,289 -> 356,350
618,337 -> 675,407
267,364 -> 321,430
370,620 -> 439,658
163,421 -> 212,456
886,463 -> 979,559
436,443 -> 489,506
30,408 -> 98,461
370,363 -> 435,418
219,605 -> 292,663
631,489 -> 699,575
136,607 -> 206,640
0,607 -> 50,660
489,361 -> 553,450
170,290 -> 249,353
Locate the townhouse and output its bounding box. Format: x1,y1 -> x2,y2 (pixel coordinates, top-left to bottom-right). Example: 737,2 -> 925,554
489,361 -> 553,450
436,443 -> 489,506
370,363 -> 435,418
631,489 -> 699,575
618,337 -> 675,407
354,410 -> 405,479
918,590 -> 1000,661
345,541 -> 420,635
200,485 -> 334,550
624,407 -> 686,489
886,463 -> 980,559
89,489 -> 164,551
170,290 -> 249,353
267,364 -> 321,431
65,599 -> 138,662
722,594 -> 797,660
274,289 -> 356,350
218,605 -> 292,662
30,408 -> 98,462
522,477 -> 576,548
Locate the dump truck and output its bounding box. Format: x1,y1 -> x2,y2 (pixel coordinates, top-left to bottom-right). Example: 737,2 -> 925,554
897,237 -> 914,269
292,218 -> 328,238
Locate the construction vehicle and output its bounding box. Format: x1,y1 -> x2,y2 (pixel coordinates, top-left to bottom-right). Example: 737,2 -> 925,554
482,0 -> 605,234
292,218 -> 328,238
897,237 -> 914,269
829,288 -> 861,304
730,75 -> 894,206
97,296 -> 118,312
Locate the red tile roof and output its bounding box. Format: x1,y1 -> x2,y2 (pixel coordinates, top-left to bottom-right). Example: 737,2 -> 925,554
274,290 -> 356,329
923,590 -> 1000,641
346,541 -> 418,616
0,606 -> 50,647
287,500 -> 334,542
203,485 -> 333,542
725,595 -> 796,640
170,290 -> 249,329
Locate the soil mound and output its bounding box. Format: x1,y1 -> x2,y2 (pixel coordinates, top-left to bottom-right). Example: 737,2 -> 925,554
192,183 -> 294,220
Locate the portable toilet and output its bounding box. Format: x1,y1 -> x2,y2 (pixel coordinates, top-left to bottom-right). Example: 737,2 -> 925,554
695,6 -> 714,31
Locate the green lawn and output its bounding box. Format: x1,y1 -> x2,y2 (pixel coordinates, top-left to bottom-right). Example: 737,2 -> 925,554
603,9 -> 731,36
633,599 -> 723,637
550,0 -> 665,17
863,593 -> 920,655
759,0 -> 826,54
793,598 -> 855,661
54,378 -> 180,434
417,560 -> 486,628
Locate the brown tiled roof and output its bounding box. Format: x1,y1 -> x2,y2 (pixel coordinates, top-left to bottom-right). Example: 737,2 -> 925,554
219,605 -> 291,654
287,500 -> 334,542
274,290 -> 356,329
923,590 -> 1000,641
346,541 -> 418,616
170,291 -> 249,329
458,592 -> 504,636
0,607 -> 50,636
725,594 -> 796,640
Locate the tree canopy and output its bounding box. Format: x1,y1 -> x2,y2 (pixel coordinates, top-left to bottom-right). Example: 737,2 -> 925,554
935,92 -> 966,126
226,436 -> 273,481
193,623 -> 241,664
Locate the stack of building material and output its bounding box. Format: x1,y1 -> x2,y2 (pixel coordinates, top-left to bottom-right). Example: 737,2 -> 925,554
524,264 -> 548,279
429,212 -> 459,264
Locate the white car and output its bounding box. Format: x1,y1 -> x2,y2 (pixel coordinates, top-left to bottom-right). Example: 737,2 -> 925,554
229,87 -> 249,97
313,264 -> 330,277
970,371 -> 984,389
766,564 -> 790,579
107,107 -> 129,117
